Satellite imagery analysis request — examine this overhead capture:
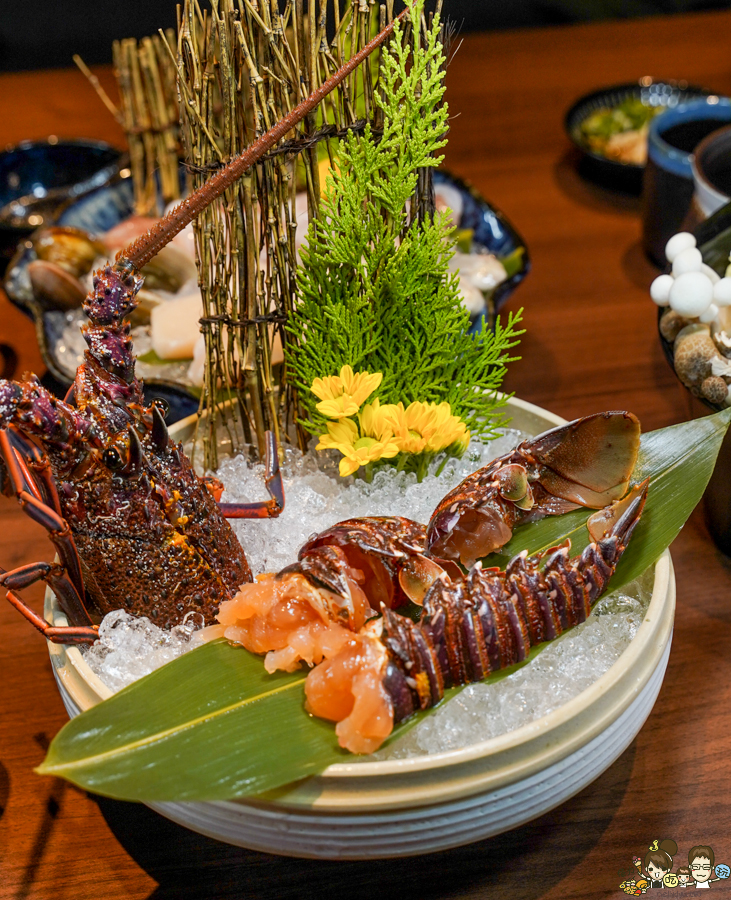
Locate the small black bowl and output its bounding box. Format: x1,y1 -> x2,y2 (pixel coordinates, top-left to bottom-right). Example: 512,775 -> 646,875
0,138 -> 122,273
565,79 -> 711,194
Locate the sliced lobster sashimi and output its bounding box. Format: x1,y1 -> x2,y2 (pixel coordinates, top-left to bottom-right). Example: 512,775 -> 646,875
306,480 -> 649,753
304,621 -> 394,754
211,518 -> 450,672
210,546 -> 374,672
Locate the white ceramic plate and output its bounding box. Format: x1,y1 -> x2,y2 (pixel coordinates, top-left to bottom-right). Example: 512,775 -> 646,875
45,396 -> 676,859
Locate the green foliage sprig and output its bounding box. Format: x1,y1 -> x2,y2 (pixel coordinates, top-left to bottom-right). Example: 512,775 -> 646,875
286,0 -> 524,444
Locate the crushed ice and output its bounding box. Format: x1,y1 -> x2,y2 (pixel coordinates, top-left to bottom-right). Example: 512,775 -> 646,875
216,431 -> 523,575
81,433 -> 654,756
83,610 -> 205,694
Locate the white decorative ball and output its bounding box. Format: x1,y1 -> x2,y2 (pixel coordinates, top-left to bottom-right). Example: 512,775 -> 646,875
701,263 -> 721,284
650,274 -> 674,306
713,277 -> 731,307
668,271 -> 714,317
672,247 -> 703,276
665,232 -> 696,263
699,303 -> 719,324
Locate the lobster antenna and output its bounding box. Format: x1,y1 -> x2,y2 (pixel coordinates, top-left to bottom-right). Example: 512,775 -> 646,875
119,8 -> 408,272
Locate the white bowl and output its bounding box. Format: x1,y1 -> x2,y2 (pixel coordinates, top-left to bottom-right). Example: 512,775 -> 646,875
45,396 -> 676,859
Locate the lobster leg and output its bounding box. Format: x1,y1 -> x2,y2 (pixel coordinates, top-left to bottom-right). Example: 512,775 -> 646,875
4,429 -> 86,599
0,430 -> 92,628
0,564 -> 98,644
218,431 -> 285,519
2,429 -> 43,501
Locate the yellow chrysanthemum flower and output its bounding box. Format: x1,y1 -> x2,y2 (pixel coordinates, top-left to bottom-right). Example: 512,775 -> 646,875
316,403 -> 399,477
384,400 -> 470,455
383,401 -> 428,453
424,402 -> 471,452
310,366 -> 382,419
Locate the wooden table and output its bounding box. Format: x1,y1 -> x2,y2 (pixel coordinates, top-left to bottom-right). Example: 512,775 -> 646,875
1,9 -> 731,898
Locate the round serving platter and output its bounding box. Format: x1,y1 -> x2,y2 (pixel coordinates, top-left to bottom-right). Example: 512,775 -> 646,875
45,395 -> 676,859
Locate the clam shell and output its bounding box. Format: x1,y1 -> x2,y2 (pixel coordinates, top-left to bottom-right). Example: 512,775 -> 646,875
140,244 -> 197,293
28,259 -> 87,311
32,226 -> 106,277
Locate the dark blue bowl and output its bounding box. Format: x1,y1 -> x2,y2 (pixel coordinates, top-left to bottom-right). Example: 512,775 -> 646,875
432,170 -> 530,332
564,79 -> 712,193
0,138 -> 122,271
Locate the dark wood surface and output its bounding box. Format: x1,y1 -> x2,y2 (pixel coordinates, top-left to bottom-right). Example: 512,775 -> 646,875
1,10 -> 731,898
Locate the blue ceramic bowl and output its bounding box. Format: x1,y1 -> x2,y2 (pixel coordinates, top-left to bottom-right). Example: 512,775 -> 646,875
0,138 -> 122,271
432,170 -> 530,330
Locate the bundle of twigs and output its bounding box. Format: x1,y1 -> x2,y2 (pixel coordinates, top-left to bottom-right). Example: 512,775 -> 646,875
171,0 -> 395,469
76,35 -> 182,216
112,33 -> 182,215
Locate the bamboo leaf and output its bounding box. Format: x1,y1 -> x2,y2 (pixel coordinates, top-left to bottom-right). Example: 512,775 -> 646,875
38,409 -> 731,802
39,639 -> 349,800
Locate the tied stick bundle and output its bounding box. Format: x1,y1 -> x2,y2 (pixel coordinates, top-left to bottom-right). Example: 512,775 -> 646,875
173,0 -> 394,469
112,33 -> 182,215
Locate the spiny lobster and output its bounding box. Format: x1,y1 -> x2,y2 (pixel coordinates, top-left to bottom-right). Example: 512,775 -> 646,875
0,11 -> 407,644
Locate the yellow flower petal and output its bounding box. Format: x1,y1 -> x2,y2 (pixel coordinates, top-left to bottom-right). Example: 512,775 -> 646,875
339,456 -> 361,477
359,398 -> 397,442
316,395 -> 361,419
311,374 -> 343,403
339,366 -> 383,407
425,409 -> 471,452
316,418 -> 359,450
